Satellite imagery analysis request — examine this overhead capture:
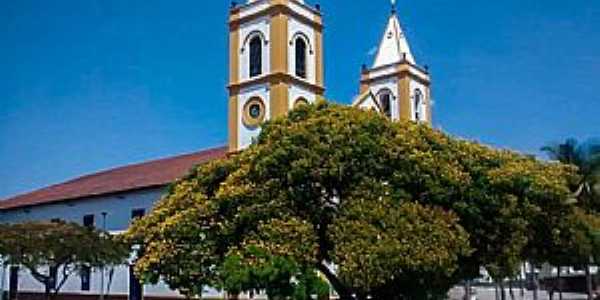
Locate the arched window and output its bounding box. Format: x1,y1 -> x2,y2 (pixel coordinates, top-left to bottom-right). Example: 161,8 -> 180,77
295,37 -> 307,78
249,36 -> 262,77
378,90 -> 392,118
294,97 -> 309,108
414,89 -> 424,122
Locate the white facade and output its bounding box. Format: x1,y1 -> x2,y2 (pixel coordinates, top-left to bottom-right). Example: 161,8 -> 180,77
288,84 -> 316,109
0,188 -> 229,299
237,83 -> 271,149
238,16 -> 271,82
288,17 -> 316,84
368,78 -> 400,120
0,188 -> 162,231
410,79 -> 428,122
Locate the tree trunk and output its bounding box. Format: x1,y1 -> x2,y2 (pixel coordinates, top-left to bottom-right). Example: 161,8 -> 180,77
586,262 -> 593,300
530,263 -> 539,300
226,293 -> 239,300
316,263 -> 354,300
495,284 -> 500,300
509,279 -> 516,300
520,262 -> 526,299
464,281 -> 471,300
500,282 -> 507,300
44,284 -> 52,300
557,266 -> 563,300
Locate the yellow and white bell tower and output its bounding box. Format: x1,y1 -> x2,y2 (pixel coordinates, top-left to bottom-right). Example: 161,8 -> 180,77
353,1 -> 432,124
228,0 -> 325,152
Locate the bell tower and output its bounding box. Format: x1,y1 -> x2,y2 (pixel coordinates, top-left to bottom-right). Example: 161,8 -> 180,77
354,1 -> 432,124
228,0 -> 325,152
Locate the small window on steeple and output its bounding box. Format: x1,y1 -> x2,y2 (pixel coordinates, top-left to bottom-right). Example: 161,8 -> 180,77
249,36 -> 262,77
414,89 -> 424,122
295,38 -> 307,79
378,89 -> 393,118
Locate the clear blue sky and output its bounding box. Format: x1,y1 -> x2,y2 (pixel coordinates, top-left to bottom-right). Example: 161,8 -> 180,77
1,0 -> 599,199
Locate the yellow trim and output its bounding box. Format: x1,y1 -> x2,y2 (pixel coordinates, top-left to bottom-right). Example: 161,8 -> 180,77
361,62 -> 430,87
229,23 -> 240,85
270,9 -> 288,74
314,26 -> 324,90
228,72 -> 324,94
270,81 -> 289,118
426,86 -> 432,124
270,0 -> 288,5
228,8 -> 241,153
398,77 -> 411,121
359,72 -> 370,94
228,95 -> 239,152
231,3 -> 322,30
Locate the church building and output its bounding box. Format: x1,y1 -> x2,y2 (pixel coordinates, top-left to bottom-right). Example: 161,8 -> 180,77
0,1 -> 431,299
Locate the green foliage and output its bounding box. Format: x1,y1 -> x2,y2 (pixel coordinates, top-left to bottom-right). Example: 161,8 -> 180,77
331,186 -> 471,297
219,246 -> 329,300
126,101 -> 576,299
0,221 -> 128,299
538,138 -> 600,268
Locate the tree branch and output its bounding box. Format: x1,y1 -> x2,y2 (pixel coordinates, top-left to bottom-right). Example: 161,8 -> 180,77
316,262 -> 354,300
25,265 -> 50,286
54,264 -> 73,295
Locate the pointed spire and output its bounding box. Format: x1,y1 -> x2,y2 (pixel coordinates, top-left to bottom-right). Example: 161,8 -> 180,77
372,1 -> 415,68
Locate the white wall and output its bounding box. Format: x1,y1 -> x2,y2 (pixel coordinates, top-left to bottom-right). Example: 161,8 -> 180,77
237,83 -> 271,149
288,17 -> 316,84
0,188 -> 225,298
238,16 -> 271,82
288,84 -> 315,110
369,78 -> 399,121
0,188 -> 163,231
409,80 -> 428,122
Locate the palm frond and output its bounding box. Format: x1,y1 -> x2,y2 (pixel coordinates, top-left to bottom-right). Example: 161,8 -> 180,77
541,144 -> 562,161
541,139 -> 581,165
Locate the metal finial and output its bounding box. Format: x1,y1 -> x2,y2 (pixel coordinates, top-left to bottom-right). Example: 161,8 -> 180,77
391,0 -> 397,14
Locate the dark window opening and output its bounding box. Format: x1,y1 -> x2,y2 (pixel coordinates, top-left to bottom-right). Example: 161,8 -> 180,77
249,103 -> 261,119
380,93 -> 392,118
131,209 -> 145,220
249,36 -> 262,77
295,38 -> 307,78
81,266 -> 91,291
83,214 -> 95,228
414,90 -> 423,121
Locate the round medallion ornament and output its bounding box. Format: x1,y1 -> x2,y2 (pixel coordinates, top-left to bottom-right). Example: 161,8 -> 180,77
242,97 -> 266,127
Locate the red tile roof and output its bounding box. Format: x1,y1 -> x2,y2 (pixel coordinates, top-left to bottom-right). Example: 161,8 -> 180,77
0,146 -> 228,211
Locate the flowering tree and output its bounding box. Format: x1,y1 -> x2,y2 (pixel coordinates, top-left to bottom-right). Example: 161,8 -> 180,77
0,221 -> 129,300
126,102 -> 576,300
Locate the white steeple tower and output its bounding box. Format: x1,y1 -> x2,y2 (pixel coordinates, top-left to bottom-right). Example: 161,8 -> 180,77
353,0 -> 432,124
373,4 -> 415,67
